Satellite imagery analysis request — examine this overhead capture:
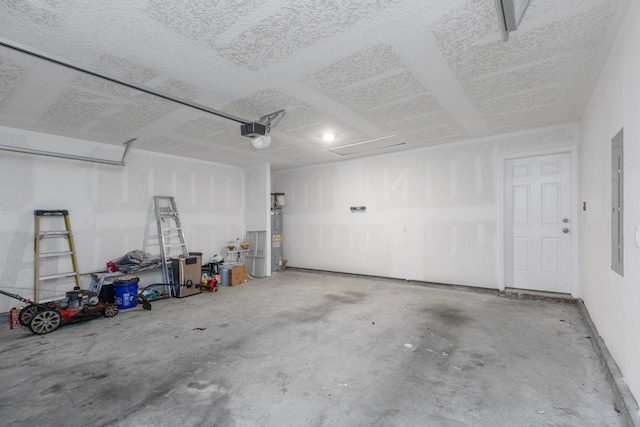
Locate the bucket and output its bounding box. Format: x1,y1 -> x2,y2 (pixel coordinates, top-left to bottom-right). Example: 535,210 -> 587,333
219,263 -> 241,286
219,265 -> 231,286
99,283 -> 115,304
113,277 -> 139,309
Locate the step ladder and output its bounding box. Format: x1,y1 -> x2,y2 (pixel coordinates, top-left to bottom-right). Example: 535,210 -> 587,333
34,210 -> 81,303
154,196 -> 188,283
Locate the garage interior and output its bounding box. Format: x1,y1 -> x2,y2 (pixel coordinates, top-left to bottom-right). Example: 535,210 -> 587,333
1,1 -> 639,426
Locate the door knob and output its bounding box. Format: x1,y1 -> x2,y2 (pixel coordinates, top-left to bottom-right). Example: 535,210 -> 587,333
562,228 -> 570,234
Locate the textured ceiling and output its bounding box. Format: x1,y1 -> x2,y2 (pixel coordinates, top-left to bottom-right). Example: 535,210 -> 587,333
0,0 -> 630,170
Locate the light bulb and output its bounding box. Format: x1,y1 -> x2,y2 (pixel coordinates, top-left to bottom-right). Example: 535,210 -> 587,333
322,132 -> 335,142
251,135 -> 271,149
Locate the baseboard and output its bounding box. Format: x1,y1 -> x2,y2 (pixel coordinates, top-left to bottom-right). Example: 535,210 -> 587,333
577,299 -> 640,427
501,288 -> 577,304
284,267 -> 500,295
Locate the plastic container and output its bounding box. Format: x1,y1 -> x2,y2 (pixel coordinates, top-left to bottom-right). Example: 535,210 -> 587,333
218,265 -> 230,286
113,277 -> 140,309
99,283 -> 115,304
219,263 -> 242,286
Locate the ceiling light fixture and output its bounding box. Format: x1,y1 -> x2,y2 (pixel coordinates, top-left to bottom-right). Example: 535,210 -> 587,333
495,0 -> 530,41
322,132 -> 335,142
251,135 -> 272,149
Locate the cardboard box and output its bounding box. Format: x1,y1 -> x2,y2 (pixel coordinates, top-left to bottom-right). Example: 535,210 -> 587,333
230,265 -> 248,286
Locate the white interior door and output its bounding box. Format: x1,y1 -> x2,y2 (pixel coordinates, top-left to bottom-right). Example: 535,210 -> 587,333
504,153 -> 572,293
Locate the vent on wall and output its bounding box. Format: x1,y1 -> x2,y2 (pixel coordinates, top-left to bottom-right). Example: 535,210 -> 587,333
325,135 -> 407,156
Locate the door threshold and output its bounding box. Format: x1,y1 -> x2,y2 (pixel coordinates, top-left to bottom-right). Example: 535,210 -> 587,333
501,288 -> 576,304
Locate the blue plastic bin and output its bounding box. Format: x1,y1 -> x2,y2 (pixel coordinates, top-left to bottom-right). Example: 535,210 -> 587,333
113,277 -> 139,309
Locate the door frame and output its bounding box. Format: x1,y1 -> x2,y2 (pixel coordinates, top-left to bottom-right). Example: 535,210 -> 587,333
498,146 -> 580,296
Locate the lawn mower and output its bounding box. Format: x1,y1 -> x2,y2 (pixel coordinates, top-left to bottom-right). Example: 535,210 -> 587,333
1,286 -> 119,335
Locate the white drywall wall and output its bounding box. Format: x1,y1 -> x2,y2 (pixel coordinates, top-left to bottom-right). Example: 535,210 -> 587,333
272,123 -> 580,288
0,126 -> 244,312
244,164 -> 270,232
580,1 -> 640,405
244,163 -> 271,275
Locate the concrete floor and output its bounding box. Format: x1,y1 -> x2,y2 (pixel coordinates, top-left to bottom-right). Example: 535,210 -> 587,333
0,270 -> 625,427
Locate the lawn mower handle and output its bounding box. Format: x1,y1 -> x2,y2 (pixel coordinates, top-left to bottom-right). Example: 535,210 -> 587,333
0,288 -> 34,305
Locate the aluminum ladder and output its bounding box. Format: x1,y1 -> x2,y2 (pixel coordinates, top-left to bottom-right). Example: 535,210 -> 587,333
34,210 -> 81,303
153,196 -> 188,283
